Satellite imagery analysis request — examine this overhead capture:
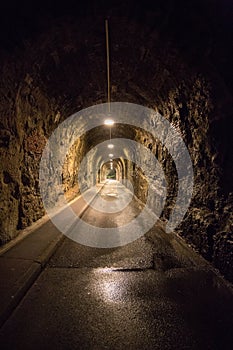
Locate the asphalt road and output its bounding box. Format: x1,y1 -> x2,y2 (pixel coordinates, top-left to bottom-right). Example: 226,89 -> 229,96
0,181 -> 233,350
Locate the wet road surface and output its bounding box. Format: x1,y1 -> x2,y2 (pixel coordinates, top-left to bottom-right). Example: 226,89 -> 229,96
0,181 -> 233,349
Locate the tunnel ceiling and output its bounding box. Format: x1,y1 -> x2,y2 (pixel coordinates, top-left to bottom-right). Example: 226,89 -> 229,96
0,0 -> 232,112
0,0 -> 232,282
0,0 -> 231,146
0,1 -> 232,129
83,124 -> 137,151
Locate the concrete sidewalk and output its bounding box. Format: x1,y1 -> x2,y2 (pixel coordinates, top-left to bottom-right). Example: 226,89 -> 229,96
0,218 -> 63,327
0,183 -> 105,327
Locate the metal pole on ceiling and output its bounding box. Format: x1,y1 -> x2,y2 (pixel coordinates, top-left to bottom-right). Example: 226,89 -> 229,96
105,19 -> 111,113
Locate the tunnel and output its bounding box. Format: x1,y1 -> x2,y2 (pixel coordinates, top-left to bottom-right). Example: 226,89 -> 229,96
0,0 -> 232,348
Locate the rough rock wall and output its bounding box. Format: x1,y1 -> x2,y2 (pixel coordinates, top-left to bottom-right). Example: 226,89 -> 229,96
0,67 -> 53,242
133,75 -> 233,282
62,138 -> 85,194
0,57 -> 87,243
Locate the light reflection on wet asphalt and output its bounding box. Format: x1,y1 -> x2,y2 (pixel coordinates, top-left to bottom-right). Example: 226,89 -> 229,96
0,181 -> 232,349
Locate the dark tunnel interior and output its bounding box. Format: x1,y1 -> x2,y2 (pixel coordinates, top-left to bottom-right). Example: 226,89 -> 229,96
0,0 -> 232,285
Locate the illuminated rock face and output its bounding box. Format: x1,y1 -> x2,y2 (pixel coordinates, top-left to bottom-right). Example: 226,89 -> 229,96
0,1 -> 232,281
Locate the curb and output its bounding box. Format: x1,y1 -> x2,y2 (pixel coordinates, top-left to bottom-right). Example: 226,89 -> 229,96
0,262 -> 41,328
0,183 -> 105,328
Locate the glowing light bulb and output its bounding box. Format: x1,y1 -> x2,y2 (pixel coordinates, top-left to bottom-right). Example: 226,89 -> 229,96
108,144 -> 114,149
104,119 -> 114,126
109,154 -> 114,157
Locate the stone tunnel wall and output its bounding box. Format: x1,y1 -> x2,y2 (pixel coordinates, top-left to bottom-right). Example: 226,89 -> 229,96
0,71 -> 50,242
132,76 -> 233,282
0,3 -> 232,282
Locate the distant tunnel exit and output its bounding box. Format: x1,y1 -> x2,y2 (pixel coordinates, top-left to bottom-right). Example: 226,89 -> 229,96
106,168 -> 116,180
100,161 -> 119,181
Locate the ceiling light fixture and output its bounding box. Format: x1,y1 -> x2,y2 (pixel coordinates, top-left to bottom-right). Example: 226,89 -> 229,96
104,119 -> 114,126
